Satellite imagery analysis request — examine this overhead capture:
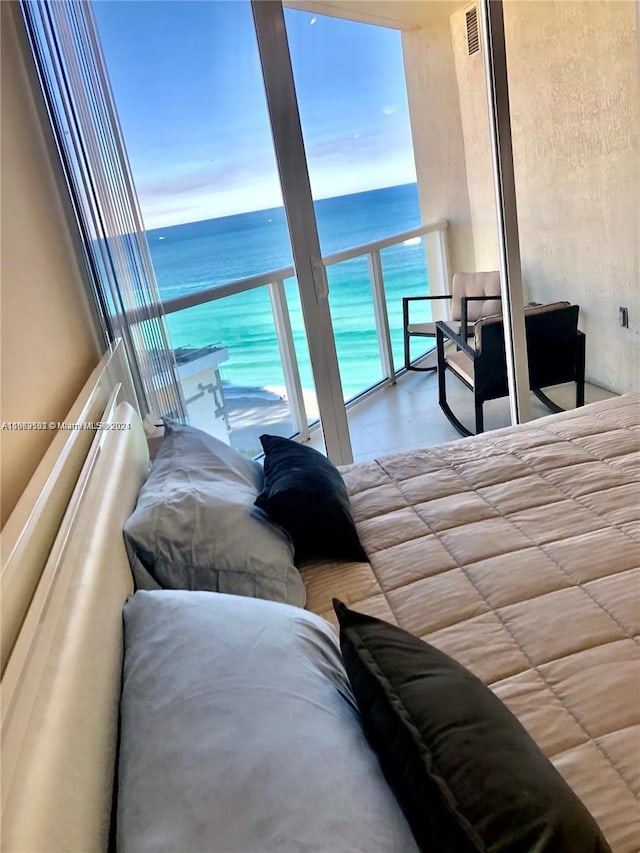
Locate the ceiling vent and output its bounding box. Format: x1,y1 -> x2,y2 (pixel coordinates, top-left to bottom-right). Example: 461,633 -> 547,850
466,6 -> 480,56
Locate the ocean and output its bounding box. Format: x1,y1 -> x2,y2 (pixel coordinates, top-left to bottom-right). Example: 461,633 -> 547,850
147,183 -> 430,402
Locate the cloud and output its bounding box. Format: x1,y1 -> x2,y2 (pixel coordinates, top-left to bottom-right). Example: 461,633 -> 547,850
135,117 -> 414,228
138,146 -> 276,204
141,170 -> 223,199
139,163 -> 284,228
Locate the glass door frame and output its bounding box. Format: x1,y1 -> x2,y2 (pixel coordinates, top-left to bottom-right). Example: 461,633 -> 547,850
252,0 -> 353,464
480,0 -> 532,426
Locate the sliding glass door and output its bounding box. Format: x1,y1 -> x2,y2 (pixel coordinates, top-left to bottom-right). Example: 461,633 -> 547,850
251,0 -> 352,463
93,0 -> 353,461
284,9 -> 426,402
36,0 -> 540,454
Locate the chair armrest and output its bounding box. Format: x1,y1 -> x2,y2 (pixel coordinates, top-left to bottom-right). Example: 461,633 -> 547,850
436,321 -> 477,359
403,295 -> 452,327
402,295 -> 453,304
459,295 -> 502,331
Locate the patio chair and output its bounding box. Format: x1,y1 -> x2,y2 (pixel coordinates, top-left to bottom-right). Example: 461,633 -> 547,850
403,271 -> 502,371
436,301 -> 586,436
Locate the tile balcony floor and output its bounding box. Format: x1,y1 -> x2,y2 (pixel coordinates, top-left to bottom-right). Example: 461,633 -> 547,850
307,365 -> 617,463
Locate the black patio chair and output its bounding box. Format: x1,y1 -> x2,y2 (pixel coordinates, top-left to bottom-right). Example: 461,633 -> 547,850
402,271 -> 501,371
436,301 -> 586,436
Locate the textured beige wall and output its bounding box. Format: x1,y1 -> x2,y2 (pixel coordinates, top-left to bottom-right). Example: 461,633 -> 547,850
450,5 -> 499,271
403,0 -> 638,392
504,0 -> 639,392
1,4 -> 102,526
402,19 -> 476,280
403,7 -> 500,279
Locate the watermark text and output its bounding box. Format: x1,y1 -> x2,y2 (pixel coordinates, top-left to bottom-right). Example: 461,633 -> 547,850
2,421 -> 131,432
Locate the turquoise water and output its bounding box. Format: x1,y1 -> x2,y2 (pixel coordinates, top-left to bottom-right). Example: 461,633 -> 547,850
147,183 -> 431,401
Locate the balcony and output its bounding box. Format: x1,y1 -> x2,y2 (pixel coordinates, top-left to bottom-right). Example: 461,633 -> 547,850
157,219 -> 614,461
159,219 -> 448,456
306,368 -> 615,461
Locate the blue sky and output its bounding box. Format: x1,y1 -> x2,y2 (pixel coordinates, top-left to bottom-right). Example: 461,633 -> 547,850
94,1 -> 416,228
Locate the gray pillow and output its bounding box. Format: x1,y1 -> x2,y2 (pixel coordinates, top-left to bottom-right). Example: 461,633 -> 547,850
123,421 -> 305,607
117,591 -> 419,853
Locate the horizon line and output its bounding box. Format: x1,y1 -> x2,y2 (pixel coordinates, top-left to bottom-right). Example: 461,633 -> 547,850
144,180 -> 418,234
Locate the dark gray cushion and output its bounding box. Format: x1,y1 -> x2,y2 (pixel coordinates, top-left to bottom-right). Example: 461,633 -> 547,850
334,600 -> 612,853
255,433 -> 367,563
117,591 -> 419,853
123,421 -> 305,606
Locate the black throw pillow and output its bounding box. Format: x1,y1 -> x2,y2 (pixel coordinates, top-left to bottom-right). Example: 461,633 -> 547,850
255,434 -> 367,563
333,600 -> 612,853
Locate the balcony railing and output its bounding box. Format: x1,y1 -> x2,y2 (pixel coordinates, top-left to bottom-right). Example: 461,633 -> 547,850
155,219 -> 450,452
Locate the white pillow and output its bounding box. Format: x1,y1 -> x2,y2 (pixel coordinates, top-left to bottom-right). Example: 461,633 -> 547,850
117,591 -> 419,853
123,421 -> 305,606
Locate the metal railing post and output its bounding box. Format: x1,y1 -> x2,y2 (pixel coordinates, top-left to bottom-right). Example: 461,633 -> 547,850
151,220 -> 450,419
368,249 -> 395,383
437,226 -> 451,297
268,279 -> 309,440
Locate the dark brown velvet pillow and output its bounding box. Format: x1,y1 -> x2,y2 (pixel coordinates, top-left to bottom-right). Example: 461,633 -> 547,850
334,600 -> 612,853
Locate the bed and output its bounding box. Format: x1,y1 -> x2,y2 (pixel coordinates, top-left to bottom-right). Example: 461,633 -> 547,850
303,392 -> 639,851
1,342 -> 638,851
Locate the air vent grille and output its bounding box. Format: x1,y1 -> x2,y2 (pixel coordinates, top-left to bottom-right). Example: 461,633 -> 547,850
466,6 -> 480,55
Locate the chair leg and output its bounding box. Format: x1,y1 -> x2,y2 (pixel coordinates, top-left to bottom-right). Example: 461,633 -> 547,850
407,362 -> 438,373
534,334 -> 586,413
403,330 -> 411,371
404,333 -> 437,372
533,388 -> 564,414
576,334 -> 586,407
436,329 -> 472,437
474,395 -> 484,435
436,329 -> 447,407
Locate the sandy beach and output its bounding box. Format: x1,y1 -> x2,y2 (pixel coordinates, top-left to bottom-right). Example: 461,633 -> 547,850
225,384 -> 319,456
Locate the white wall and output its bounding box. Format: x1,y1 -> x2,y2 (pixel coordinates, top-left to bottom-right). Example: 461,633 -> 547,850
1,3 -> 103,526
402,0 -> 639,393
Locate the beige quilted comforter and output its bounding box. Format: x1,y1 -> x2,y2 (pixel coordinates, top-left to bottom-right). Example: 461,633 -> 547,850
303,393 -> 640,852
